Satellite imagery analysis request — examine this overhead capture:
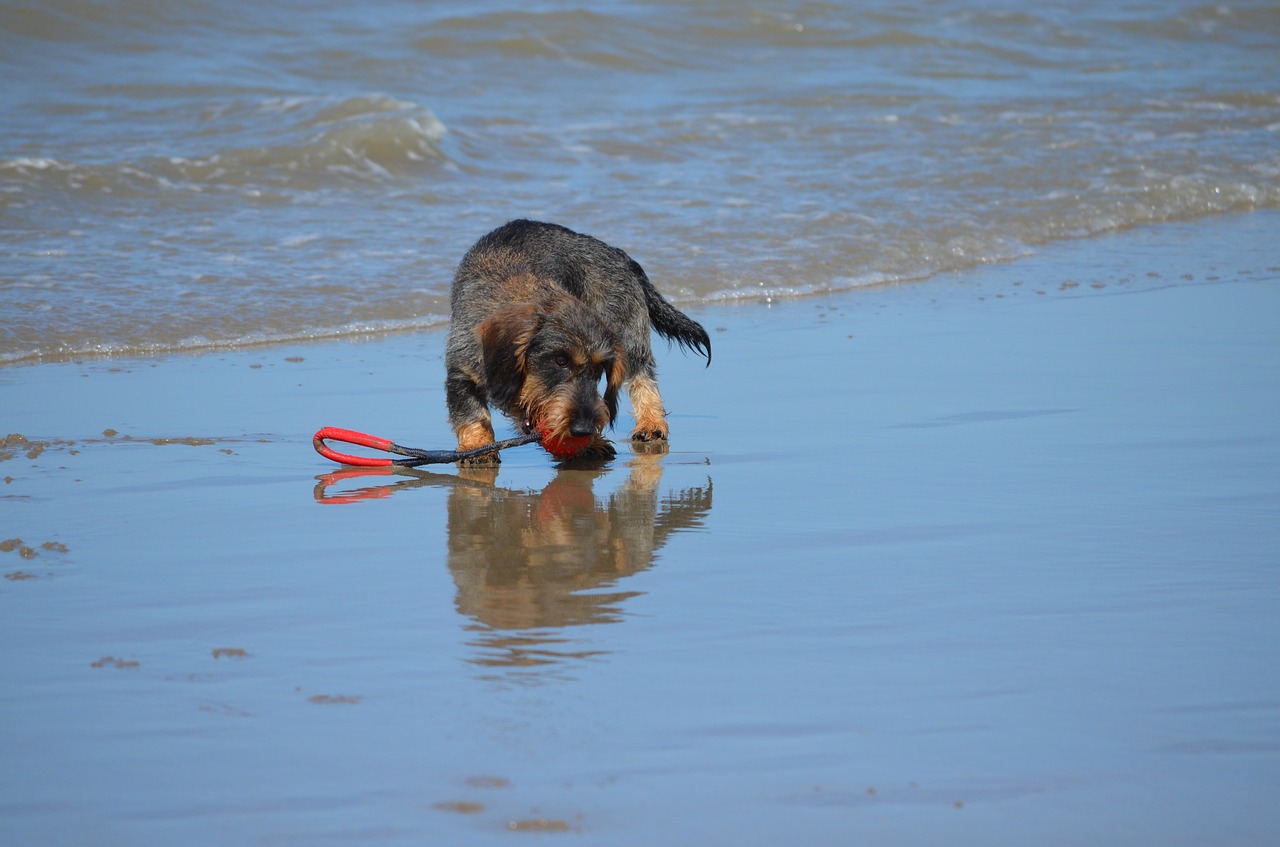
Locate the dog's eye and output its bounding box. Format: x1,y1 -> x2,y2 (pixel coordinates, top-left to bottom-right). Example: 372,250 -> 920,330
553,353 -> 570,369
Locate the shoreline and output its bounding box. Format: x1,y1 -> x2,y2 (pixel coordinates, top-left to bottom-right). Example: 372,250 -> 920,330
3,210 -> 1271,372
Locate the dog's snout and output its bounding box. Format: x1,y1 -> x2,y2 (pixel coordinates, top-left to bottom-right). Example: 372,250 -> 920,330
569,420 -> 597,438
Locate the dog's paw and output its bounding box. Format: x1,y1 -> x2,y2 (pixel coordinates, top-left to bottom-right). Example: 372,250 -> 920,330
571,434 -> 616,461
457,451 -> 501,467
630,427 -> 669,443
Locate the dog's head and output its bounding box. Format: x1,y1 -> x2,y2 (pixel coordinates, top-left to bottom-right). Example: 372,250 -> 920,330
476,296 -> 625,441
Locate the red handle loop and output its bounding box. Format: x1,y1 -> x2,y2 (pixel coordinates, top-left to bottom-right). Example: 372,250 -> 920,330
313,426 -> 543,468
312,427 -> 397,467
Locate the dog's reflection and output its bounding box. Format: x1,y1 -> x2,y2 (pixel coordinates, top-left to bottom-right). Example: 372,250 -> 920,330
315,451 -> 712,679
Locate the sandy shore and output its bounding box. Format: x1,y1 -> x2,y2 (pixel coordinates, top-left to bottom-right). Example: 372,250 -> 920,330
2,213 -> 1278,846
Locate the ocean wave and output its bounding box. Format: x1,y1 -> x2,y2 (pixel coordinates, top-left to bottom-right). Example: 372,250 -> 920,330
684,165 -> 1277,306
0,95 -> 448,197
0,311 -> 453,368
5,0 -> 1279,367
412,9 -> 698,72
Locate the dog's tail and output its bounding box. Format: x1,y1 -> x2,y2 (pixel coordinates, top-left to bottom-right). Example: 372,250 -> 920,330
631,259 -> 712,366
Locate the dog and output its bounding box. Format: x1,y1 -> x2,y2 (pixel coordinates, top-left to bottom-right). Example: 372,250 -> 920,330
444,220 -> 711,464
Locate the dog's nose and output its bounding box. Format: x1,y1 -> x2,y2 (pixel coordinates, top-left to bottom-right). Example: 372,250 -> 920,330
569,421 -> 596,438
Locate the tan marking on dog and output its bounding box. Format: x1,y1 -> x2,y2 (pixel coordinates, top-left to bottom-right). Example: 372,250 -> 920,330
455,418 -> 499,465
628,374 -> 668,441
519,377 -> 608,444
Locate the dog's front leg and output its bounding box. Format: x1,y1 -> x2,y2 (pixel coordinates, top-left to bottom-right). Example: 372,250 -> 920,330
627,372 -> 669,442
446,367 -> 502,466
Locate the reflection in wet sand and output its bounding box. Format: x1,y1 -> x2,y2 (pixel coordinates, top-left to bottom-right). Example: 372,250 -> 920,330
314,450 -> 712,680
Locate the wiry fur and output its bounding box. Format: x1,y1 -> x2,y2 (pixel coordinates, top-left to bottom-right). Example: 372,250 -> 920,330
445,220 -> 711,465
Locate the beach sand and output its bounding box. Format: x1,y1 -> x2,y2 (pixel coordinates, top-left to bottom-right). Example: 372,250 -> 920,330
2,212 -> 1278,845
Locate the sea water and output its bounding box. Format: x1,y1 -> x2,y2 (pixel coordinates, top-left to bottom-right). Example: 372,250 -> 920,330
2,0 -> 1277,363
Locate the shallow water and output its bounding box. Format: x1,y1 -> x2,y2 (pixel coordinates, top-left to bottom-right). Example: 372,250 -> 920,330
2,215 -> 1279,844
3,0 -> 1278,362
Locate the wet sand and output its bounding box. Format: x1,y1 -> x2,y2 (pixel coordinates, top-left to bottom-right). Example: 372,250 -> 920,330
2,213 -> 1279,845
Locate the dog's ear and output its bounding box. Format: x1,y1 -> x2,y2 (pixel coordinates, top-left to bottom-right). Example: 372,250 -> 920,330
602,354 -> 626,427
476,305 -> 541,411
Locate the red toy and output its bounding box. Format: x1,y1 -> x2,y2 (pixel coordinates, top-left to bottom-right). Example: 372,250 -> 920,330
537,425 -> 593,460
